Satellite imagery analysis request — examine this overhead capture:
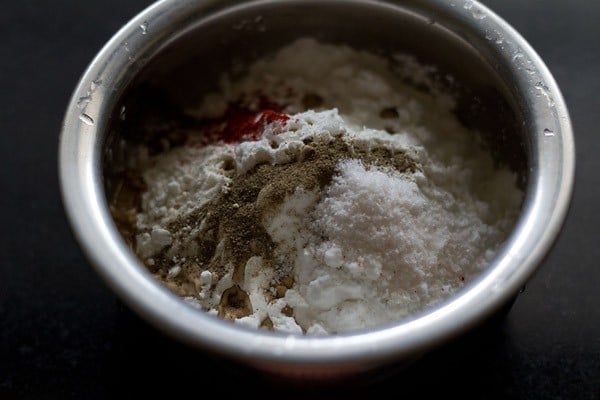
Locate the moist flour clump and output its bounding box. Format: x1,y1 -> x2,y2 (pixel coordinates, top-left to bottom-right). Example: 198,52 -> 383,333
113,38 -> 523,335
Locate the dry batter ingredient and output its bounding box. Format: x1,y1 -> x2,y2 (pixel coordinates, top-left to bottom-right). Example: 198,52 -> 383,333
113,38 -> 523,335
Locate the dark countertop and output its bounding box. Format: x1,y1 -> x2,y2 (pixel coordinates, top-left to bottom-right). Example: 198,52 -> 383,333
1,1 -> 598,399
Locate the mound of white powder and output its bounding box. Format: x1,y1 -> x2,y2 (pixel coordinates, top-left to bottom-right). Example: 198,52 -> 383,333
122,38 -> 523,335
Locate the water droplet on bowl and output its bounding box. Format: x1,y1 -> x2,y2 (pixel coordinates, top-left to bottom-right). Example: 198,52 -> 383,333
472,9 -> 487,20
534,82 -> 555,107
90,79 -> 102,93
79,113 -> 94,126
140,21 -> 148,34
463,1 -> 486,19
543,128 -> 555,137
77,95 -> 91,109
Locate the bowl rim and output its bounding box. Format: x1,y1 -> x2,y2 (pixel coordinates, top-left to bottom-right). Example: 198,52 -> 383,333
58,0 -> 575,368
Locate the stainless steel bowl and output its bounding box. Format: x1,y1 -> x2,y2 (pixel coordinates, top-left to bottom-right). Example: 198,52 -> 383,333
58,0 -> 575,381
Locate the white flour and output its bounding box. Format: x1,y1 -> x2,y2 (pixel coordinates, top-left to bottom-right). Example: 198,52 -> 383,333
129,38 -> 522,334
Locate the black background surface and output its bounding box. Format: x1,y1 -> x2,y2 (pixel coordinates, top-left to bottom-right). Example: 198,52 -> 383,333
1,1 -> 598,399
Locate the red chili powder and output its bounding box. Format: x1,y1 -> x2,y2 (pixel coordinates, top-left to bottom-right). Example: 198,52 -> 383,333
222,108 -> 289,143
205,97 -> 289,144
